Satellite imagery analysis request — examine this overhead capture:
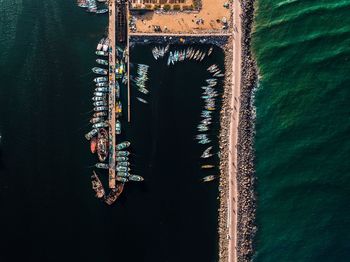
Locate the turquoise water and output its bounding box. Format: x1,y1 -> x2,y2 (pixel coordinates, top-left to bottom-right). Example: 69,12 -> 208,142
253,0 -> 350,261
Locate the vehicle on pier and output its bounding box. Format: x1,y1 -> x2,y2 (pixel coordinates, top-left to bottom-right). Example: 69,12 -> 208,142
116,141 -> 130,150
91,171 -> 105,198
97,128 -> 108,162
92,67 -> 108,75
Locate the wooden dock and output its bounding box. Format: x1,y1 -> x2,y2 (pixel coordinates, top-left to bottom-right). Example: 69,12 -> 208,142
108,0 -> 116,189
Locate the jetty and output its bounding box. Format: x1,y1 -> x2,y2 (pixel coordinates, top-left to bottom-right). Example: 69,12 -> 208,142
108,0 -> 116,188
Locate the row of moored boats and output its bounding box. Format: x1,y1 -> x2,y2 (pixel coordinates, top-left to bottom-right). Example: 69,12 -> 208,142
77,0 -> 108,14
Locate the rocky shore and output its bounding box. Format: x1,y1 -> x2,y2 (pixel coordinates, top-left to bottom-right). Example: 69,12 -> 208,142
218,0 -> 257,261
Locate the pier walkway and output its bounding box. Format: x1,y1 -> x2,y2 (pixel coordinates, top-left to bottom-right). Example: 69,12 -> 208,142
108,0 -> 116,189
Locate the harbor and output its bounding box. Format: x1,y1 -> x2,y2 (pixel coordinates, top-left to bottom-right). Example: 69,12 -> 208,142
78,0 -> 257,261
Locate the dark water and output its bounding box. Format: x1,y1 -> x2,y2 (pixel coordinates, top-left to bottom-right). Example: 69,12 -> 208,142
0,1 -> 224,261
253,0 -> 350,261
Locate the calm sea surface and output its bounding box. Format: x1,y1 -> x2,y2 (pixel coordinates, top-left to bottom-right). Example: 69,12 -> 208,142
253,0 -> 350,261
0,1 -> 224,261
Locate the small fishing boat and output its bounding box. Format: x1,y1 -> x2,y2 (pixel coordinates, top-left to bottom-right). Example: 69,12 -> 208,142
95,82 -> 108,87
116,141 -> 131,150
207,46 -> 213,56
96,8 -> 108,14
96,38 -> 105,51
93,106 -> 108,111
94,76 -> 108,83
116,166 -> 130,172
91,171 -> 105,199
93,101 -> 107,107
201,165 -> 215,169
90,137 -> 97,153
93,111 -> 107,118
116,177 -> 128,183
202,175 -> 216,182
85,128 -> 98,140
92,122 -> 108,129
90,117 -> 104,124
116,151 -> 130,157
95,163 -> 109,169
95,50 -> 108,56
96,58 -> 108,66
95,87 -> 108,92
129,175 -> 144,182
136,97 -> 148,104
92,67 -> 108,75
116,156 -> 128,162
104,183 -> 124,205
97,128 -> 108,162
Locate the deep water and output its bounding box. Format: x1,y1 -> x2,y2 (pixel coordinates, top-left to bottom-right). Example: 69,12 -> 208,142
0,1 -> 224,261
253,0 -> 350,261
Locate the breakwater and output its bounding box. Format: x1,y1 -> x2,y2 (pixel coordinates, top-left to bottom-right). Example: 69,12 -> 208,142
237,0 -> 257,261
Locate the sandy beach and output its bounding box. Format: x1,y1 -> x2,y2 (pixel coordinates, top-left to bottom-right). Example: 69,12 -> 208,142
131,0 -> 231,33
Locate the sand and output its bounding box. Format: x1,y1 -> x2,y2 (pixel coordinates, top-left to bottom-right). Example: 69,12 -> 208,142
131,0 -> 231,33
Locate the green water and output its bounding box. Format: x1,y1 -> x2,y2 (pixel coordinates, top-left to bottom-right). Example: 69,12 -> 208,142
253,0 -> 350,261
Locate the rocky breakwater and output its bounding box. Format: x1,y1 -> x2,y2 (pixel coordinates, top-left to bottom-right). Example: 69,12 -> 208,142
217,0 -> 257,261
236,0 -> 257,261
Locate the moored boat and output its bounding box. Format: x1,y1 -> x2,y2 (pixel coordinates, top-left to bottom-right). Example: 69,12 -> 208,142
116,141 -> 130,150
90,137 -> 97,153
104,183 -> 124,205
201,164 -> 215,169
85,128 -> 98,140
91,171 -> 105,198
92,67 -> 108,75
97,128 -> 108,162
129,175 -> 144,182
202,175 -> 216,182
96,58 -> 108,66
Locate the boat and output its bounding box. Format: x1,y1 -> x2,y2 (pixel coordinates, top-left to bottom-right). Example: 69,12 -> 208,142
116,166 -> 130,172
93,101 -> 107,107
102,38 -> 109,52
90,117 -> 103,124
95,82 -> 108,87
85,128 -> 98,140
97,128 -> 108,162
90,137 -> 97,153
94,92 -> 105,97
96,38 -> 105,51
202,175 -> 216,182
116,141 -> 130,150
95,50 -> 108,56
129,175 -> 144,182
96,8 -> 108,14
91,171 -> 105,198
201,165 -> 215,169
200,52 -> 206,61
116,156 -> 128,162
116,177 -> 128,183
93,106 -> 108,111
95,163 -> 109,169
201,146 -> 213,158
116,120 -> 121,134
92,67 -> 108,75
207,46 -> 213,56
96,59 -> 108,66
77,0 -> 88,8
104,183 -> 124,205
117,162 -> 129,167
95,87 -> 108,92
138,87 -> 149,94
117,171 -> 129,177
94,76 -> 108,83
94,111 -> 107,118
136,97 -> 148,104
92,96 -> 105,101
93,122 -> 108,129
116,151 -> 130,157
